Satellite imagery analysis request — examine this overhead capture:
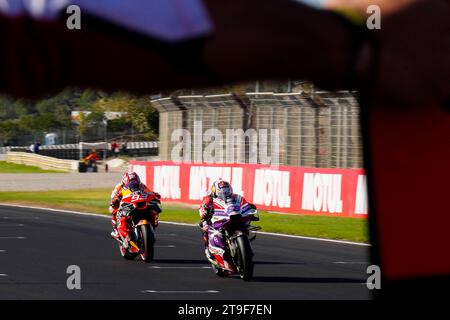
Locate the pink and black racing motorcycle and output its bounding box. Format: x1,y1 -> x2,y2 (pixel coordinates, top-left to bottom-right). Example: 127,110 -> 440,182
202,198 -> 261,281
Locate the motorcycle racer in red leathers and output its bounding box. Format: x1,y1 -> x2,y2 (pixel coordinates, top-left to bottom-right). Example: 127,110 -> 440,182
109,171 -> 160,248
199,179 -> 256,259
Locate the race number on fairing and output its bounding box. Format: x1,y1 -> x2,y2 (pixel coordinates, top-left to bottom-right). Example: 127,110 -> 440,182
131,193 -> 148,201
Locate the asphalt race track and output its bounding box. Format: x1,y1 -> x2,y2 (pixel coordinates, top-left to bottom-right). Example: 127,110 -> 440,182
0,205 -> 372,300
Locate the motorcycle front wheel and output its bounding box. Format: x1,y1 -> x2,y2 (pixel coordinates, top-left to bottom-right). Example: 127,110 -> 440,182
139,224 -> 155,263
235,234 -> 254,281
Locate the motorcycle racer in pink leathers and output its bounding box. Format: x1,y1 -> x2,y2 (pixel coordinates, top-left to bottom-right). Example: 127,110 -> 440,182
199,179 -> 256,259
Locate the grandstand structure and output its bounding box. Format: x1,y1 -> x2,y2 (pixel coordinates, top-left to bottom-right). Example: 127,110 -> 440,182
152,91 -> 363,169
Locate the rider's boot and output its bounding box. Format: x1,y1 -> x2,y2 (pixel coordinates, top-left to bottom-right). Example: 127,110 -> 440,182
111,229 -> 120,240
205,247 -> 216,264
110,215 -> 120,240
204,237 -> 216,262
117,216 -> 131,246
110,209 -> 119,238
122,235 -> 131,249
200,220 -> 215,261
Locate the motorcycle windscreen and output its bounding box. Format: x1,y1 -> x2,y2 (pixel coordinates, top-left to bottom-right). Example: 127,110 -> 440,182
364,101 -> 450,281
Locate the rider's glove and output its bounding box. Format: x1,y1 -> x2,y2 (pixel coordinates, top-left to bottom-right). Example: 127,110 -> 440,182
111,196 -> 121,208
199,220 -> 209,232
200,210 -> 213,221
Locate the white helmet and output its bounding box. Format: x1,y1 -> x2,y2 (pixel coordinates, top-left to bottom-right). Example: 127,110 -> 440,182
211,179 -> 233,201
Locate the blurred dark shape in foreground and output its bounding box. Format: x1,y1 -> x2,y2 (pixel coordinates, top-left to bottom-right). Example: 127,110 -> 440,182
0,0 -> 449,300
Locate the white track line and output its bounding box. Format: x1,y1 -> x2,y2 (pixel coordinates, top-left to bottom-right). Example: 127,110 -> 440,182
256,231 -> 370,246
2,216 -> 39,220
0,204 -> 109,219
0,250 -> 6,252
0,203 -> 370,246
0,237 -> 25,239
154,245 -> 176,248
334,261 -> 368,264
142,290 -> 219,294
149,266 -> 210,269
0,274 -> 8,277
158,221 -> 197,227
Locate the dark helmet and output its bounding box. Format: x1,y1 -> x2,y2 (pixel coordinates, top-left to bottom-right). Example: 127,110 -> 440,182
121,171 -> 141,191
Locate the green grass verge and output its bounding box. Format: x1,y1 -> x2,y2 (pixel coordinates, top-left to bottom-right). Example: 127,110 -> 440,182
0,161 -> 65,173
0,188 -> 369,243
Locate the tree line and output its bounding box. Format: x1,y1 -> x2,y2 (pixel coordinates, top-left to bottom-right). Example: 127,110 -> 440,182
0,88 -> 159,146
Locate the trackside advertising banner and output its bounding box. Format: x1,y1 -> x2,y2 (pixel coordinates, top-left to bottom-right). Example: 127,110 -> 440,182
129,161 -> 368,218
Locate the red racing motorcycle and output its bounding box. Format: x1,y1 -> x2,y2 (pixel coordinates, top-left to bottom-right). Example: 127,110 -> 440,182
115,189 -> 161,262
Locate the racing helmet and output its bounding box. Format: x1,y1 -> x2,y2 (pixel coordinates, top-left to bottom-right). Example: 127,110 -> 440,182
121,171 -> 141,191
211,179 -> 233,201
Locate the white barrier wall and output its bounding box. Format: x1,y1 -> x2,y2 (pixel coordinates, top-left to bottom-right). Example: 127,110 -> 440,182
6,152 -> 78,172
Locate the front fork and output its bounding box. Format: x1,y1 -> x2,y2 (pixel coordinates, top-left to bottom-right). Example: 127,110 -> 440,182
228,231 -> 254,267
